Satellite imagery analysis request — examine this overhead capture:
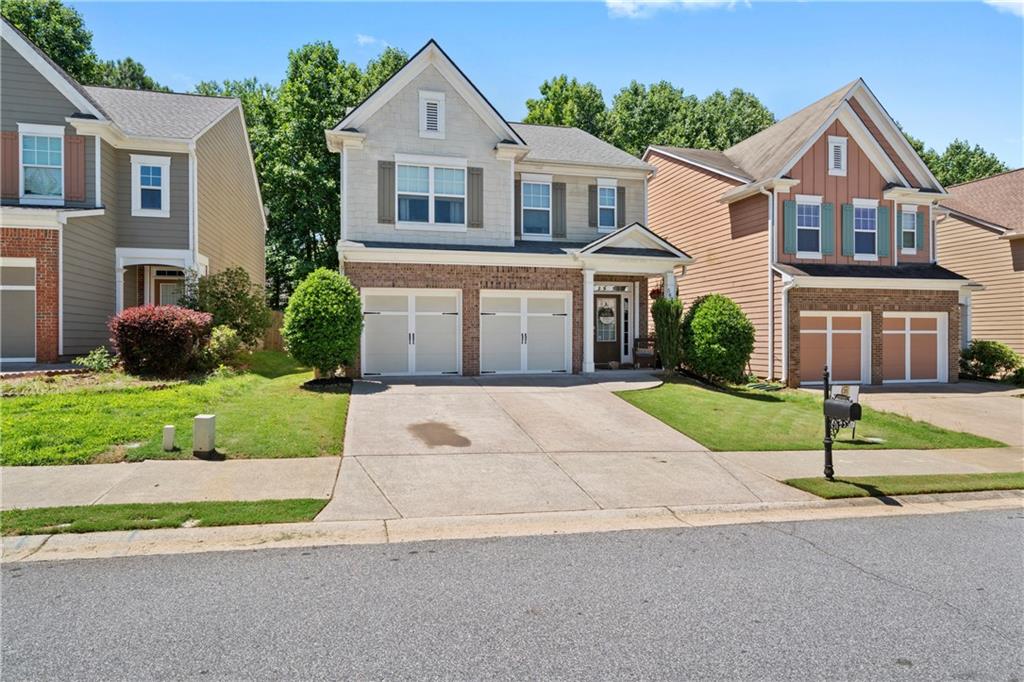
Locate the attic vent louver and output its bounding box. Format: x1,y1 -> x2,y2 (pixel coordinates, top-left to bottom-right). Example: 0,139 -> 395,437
425,101 -> 439,132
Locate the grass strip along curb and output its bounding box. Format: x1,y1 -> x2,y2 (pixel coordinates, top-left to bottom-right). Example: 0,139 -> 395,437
785,472 -> 1024,499
1,498 -> 328,536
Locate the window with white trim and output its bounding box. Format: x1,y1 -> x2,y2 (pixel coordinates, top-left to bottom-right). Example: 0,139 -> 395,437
901,207 -> 917,252
397,164 -> 465,225
130,154 -> 170,218
18,123 -> 63,204
598,186 -> 617,231
796,195 -> 821,256
853,199 -> 877,258
828,136 -> 847,177
521,182 -> 551,238
419,90 -> 445,139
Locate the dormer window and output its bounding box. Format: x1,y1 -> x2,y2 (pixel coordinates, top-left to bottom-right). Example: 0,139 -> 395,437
419,90 -> 445,139
828,136 -> 847,177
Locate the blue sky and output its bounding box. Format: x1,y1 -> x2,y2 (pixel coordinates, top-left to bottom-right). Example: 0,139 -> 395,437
71,1 -> 1023,166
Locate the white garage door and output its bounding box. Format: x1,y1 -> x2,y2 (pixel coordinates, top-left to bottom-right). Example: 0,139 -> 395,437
1,258 -> 36,363
480,291 -> 571,374
362,289 -> 460,376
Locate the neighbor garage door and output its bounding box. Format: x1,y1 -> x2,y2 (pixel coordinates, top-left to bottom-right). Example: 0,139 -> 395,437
799,312 -> 870,384
1,258 -> 36,362
480,291 -> 571,374
883,313 -> 947,383
361,289 -> 460,376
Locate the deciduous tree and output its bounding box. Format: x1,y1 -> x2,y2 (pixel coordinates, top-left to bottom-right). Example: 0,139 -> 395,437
524,75 -> 608,138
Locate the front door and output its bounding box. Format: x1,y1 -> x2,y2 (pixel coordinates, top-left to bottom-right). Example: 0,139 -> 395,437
155,279 -> 184,305
594,295 -> 620,366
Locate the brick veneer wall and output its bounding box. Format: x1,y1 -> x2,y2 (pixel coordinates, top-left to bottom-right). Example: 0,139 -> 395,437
344,262 -> 587,375
786,287 -> 960,387
0,227 -> 60,362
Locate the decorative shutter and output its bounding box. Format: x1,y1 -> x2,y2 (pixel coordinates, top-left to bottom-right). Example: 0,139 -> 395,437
64,135 -> 86,202
782,200 -> 797,254
514,179 -> 522,237
467,167 -> 483,228
0,132 -> 18,199
588,185 -> 597,227
616,186 -> 626,228
820,203 -> 835,255
552,182 -> 566,238
841,204 -> 855,256
378,160 -> 395,224
877,205 -> 891,257
915,211 -> 925,250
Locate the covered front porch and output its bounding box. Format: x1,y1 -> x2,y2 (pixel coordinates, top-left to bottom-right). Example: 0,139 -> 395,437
115,248 -> 208,312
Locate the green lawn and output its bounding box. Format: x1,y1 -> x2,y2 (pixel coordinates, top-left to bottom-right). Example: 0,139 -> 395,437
1,352 -> 349,466
617,378 -> 1005,452
0,498 -> 328,536
785,472 -> 1024,499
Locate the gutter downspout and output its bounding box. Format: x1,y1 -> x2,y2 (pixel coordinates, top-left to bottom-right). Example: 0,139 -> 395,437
779,274 -> 797,385
761,186 -> 776,381
188,141 -> 198,267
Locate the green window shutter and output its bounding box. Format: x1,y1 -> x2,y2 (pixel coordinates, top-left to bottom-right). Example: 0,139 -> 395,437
841,204 -> 855,256
820,203 -> 835,255
877,205 -> 891,257
467,167 -> 483,228
782,200 -> 797,254
916,211 -> 925,250
552,182 -> 567,238
514,179 -> 522,237
616,186 -> 626,227
588,185 -> 597,228
378,160 -> 395,224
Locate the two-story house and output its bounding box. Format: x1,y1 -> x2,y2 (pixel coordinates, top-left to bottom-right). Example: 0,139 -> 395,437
326,40 -> 690,377
0,18 -> 265,366
645,79 -> 978,386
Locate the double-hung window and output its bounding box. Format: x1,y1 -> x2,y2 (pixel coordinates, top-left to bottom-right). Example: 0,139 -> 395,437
853,198 -> 878,259
396,161 -> 465,227
130,154 -> 170,218
795,195 -> 822,257
521,181 -> 551,238
597,184 -> 617,231
19,123 -> 64,204
901,207 -> 917,253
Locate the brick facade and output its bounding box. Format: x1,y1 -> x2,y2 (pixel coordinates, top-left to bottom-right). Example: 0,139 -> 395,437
343,262 -> 647,376
786,287 -> 961,387
0,227 -> 60,362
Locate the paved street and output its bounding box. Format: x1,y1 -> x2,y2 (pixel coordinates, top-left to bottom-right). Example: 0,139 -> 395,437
3,510 -> 1022,680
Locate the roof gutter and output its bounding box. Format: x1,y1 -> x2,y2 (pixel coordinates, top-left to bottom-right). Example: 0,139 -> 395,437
720,177 -> 800,205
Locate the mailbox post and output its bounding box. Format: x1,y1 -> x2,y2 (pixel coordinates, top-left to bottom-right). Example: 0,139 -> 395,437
822,366 -> 834,481
821,366 -> 863,481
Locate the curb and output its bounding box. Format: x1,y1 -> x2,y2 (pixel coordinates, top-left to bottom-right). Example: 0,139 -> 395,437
3,490 -> 1021,563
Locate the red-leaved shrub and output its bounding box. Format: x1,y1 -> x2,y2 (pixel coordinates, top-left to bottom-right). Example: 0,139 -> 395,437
109,305 -> 213,377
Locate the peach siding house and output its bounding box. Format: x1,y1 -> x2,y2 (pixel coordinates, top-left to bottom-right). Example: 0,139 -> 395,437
937,169 -> 1024,355
645,79 -> 978,386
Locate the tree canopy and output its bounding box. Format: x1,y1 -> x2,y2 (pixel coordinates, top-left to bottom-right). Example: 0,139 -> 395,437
524,75 -> 608,138
904,134 -> 1009,187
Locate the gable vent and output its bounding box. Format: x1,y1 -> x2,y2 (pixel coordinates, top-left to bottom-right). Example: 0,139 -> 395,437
425,101 -> 439,132
827,135 -> 847,177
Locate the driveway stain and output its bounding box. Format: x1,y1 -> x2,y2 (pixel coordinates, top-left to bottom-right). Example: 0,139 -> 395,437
407,421 -> 471,448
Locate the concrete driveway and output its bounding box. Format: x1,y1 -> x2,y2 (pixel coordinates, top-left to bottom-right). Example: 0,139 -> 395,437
858,381 -> 1024,447
318,373 -> 812,521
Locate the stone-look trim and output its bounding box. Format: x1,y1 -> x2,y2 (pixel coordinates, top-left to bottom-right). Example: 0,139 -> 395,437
786,287 -> 960,387
0,227 -> 59,362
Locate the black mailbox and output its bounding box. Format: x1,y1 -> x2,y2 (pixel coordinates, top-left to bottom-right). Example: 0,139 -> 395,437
824,397 -> 861,422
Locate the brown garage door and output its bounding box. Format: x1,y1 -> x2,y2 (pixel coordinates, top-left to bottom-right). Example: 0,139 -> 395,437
1,260 -> 36,362
883,313 -> 947,383
799,312 -> 868,384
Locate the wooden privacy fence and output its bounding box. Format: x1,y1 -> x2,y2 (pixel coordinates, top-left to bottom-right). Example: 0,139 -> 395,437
262,310 -> 285,351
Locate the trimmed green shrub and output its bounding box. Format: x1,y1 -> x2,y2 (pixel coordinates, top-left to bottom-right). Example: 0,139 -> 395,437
1004,366 -> 1024,388
960,339 -> 1021,379
651,296 -> 684,372
183,267 -> 271,348
200,325 -> 243,370
681,294 -> 755,384
109,305 -> 213,377
282,268 -> 362,377
72,347 -> 116,372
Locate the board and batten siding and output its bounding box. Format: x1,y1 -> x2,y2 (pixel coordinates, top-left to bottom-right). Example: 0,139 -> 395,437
513,171 -> 644,243
62,140 -> 118,355
0,38 -> 96,207
646,150 -> 776,377
848,95 -> 929,188
937,214 -> 1024,355
196,107 -> 265,284
115,149 -> 189,249
344,64 -> 512,247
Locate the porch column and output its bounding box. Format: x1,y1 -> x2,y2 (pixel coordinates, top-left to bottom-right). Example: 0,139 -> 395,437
583,269 -> 595,373
115,265 -> 125,314
662,269 -> 677,299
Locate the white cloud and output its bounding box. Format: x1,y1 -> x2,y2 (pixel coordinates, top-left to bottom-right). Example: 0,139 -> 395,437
606,0 -> 746,19
984,0 -> 1024,17
356,34 -> 380,46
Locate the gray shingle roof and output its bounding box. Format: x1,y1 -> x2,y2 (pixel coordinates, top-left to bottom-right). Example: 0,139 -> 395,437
510,123 -> 651,170
647,146 -> 753,182
83,86 -> 239,139
942,168 -> 1024,234
775,262 -> 966,280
